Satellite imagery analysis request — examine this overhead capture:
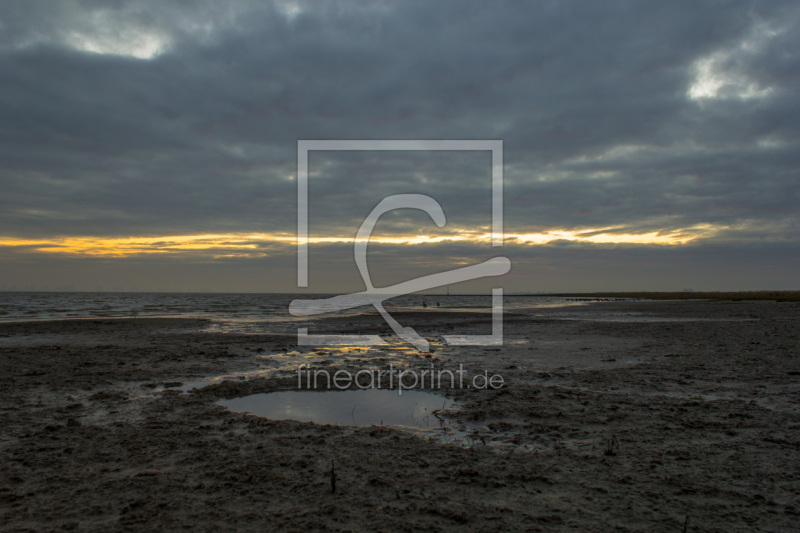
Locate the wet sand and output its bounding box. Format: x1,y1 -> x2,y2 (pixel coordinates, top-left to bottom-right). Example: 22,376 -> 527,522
1,301 -> 799,531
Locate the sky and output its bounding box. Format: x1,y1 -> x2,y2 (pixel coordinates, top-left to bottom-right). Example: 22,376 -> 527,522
0,0 -> 798,293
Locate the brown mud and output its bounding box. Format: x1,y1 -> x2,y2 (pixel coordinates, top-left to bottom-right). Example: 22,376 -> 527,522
2,301 -> 799,531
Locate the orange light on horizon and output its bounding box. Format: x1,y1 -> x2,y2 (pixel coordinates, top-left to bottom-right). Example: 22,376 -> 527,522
0,224 -> 722,257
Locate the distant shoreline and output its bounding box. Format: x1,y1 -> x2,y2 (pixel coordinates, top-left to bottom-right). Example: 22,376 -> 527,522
1,290 -> 799,301
547,290 -> 800,302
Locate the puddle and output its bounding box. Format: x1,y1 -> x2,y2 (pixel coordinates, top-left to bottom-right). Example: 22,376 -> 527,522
219,389 -> 455,430
218,389 -> 547,451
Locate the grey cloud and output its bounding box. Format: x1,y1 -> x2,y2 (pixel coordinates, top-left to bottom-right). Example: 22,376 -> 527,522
0,0 -> 798,290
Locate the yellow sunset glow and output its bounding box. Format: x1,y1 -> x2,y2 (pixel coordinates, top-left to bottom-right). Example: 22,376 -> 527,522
0,234 -> 267,257
0,224 -> 722,257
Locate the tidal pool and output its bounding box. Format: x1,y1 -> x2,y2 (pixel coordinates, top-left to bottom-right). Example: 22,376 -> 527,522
219,388 -> 455,429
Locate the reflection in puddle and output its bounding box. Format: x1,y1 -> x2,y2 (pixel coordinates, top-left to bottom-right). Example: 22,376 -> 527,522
219,389 -> 455,430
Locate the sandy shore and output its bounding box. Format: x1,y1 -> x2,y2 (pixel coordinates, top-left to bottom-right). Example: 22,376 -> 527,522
1,301 -> 799,531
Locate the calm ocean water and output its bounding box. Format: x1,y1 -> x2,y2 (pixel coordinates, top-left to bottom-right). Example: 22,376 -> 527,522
0,292 -> 587,334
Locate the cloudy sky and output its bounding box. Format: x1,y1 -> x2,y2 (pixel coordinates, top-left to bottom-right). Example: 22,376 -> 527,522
0,0 -> 797,293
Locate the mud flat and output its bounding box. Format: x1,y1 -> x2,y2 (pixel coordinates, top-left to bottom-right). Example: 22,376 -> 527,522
2,301 -> 800,531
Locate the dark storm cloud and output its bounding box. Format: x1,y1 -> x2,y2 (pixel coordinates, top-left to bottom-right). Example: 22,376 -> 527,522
1,0 -> 798,290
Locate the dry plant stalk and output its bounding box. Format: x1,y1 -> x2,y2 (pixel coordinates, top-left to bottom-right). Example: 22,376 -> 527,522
604,435 -> 620,456
330,459 -> 336,494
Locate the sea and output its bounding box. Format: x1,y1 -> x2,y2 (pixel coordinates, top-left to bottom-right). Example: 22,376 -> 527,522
0,292 -> 593,334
